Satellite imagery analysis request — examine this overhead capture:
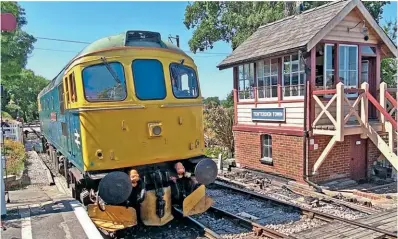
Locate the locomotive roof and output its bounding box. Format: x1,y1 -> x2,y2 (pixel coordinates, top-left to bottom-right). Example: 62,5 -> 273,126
38,30 -> 190,98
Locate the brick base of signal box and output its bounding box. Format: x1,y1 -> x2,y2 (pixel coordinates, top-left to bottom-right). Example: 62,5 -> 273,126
234,130 -> 304,182
234,130 -> 382,184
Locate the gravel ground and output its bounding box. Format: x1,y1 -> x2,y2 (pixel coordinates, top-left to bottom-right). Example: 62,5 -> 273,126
218,170 -> 369,221
191,211 -> 254,239
24,151 -> 50,186
206,187 -> 327,236
118,219 -> 205,239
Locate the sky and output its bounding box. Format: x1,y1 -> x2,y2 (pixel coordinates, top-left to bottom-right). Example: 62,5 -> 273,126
20,1 -> 397,100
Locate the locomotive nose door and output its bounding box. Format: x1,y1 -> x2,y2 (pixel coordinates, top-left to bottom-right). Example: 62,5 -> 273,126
67,112 -> 83,169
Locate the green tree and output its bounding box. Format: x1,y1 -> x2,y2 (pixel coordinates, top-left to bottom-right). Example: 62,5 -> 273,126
1,2 -> 36,77
2,69 -> 48,121
184,1 -> 390,53
184,1 -> 285,52
1,2 -> 47,122
203,96 -> 220,108
221,90 -> 234,108
381,19 -> 397,88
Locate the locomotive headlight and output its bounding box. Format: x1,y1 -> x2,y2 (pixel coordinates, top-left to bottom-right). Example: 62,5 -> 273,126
152,126 -> 162,136
148,122 -> 162,137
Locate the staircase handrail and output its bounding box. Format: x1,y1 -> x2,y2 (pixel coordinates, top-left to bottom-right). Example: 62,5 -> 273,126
366,91 -> 397,131
385,90 -> 397,109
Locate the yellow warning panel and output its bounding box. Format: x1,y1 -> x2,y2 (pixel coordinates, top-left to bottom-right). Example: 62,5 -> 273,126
183,185 -> 213,217
88,204 -> 137,232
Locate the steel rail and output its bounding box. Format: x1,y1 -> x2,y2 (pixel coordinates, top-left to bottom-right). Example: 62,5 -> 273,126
209,206 -> 297,239
214,180 -> 397,238
173,207 -> 221,239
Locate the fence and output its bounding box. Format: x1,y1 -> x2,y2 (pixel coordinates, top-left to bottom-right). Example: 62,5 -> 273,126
1,122 -> 23,143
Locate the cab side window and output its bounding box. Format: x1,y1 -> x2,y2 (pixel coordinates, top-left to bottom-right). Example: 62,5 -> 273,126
58,84 -> 65,114
64,76 -> 70,104
70,73 -> 78,102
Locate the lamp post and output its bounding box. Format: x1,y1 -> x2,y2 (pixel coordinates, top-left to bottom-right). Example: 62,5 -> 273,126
1,87 -> 6,219
1,12 -> 17,220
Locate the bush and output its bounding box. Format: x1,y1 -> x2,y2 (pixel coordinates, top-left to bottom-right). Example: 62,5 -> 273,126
1,111 -> 13,120
204,146 -> 229,160
203,106 -> 234,155
3,139 -> 26,176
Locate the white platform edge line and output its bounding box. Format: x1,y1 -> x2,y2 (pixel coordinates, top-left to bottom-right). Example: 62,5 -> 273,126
69,200 -> 103,239
19,207 -> 33,239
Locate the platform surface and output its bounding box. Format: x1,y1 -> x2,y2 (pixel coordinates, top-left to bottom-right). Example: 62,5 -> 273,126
296,208 -> 397,239
1,186 -> 104,239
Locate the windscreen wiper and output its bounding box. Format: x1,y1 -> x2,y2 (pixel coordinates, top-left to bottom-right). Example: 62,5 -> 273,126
100,56 -> 121,85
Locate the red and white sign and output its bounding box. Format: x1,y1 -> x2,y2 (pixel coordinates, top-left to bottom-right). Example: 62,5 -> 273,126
1,13 -> 17,32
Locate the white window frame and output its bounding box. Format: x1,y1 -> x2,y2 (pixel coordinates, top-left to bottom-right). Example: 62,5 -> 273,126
260,134 -> 273,165
282,52 -> 305,99
339,44 -> 358,97
256,58 -> 278,100
361,60 -> 369,84
238,63 -> 255,102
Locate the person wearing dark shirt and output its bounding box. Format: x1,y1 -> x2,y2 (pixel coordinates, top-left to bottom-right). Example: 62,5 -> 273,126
126,169 -> 145,207
1,119 -> 10,134
169,162 -> 200,204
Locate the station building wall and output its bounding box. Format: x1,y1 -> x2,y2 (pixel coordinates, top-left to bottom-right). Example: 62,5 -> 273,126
234,130 -> 383,184
307,135 -> 352,183
234,130 -> 304,182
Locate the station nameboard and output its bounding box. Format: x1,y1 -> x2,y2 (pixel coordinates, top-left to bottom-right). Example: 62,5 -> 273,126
251,108 -> 285,122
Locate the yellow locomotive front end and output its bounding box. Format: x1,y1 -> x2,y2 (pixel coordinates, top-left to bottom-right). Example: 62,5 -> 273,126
64,31 -> 216,232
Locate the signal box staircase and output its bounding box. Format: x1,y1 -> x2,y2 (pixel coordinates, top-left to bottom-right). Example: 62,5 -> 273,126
311,82 -> 397,178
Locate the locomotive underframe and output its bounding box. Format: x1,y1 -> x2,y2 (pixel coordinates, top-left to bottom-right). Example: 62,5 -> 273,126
42,136 -> 214,232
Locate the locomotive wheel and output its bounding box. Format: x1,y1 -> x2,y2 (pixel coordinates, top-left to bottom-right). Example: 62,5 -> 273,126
41,137 -> 47,153
71,183 -> 82,201
70,173 -> 81,201
58,156 -> 65,175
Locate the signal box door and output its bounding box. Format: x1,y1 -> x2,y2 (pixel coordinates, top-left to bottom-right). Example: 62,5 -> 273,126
350,136 -> 367,181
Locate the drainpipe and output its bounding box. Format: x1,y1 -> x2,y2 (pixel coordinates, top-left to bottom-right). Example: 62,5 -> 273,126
301,51 -> 323,192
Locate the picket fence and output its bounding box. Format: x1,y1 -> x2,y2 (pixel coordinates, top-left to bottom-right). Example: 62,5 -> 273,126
1,122 -> 23,143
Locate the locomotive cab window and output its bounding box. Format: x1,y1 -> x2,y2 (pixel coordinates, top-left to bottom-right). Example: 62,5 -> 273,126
82,62 -> 127,102
132,59 -> 166,100
170,63 -> 199,99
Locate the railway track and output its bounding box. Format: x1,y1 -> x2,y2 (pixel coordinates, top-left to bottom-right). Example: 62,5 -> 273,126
211,180 -> 397,239
37,148 -> 396,239
208,206 -> 296,239
174,207 -> 221,239
217,169 -> 380,214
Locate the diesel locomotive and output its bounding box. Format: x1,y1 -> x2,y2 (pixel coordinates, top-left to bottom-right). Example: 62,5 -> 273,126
37,30 -> 217,232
